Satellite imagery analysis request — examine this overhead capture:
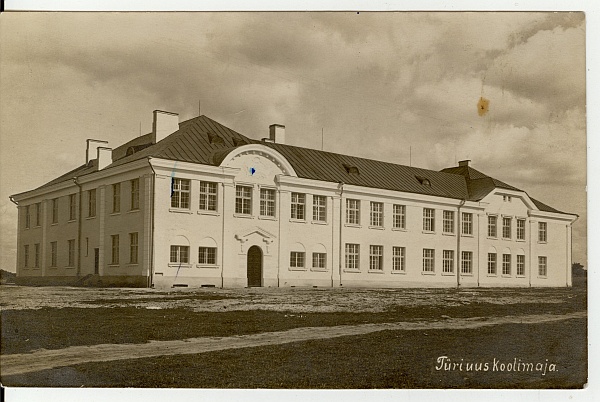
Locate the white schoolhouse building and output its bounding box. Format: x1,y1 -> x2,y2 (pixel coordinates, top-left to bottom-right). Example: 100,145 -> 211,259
10,110 -> 578,288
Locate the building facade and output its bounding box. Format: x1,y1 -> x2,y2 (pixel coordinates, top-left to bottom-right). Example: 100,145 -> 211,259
10,110 -> 578,288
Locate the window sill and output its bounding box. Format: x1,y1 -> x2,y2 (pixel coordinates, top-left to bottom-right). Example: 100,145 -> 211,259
233,213 -> 254,219
487,274 -> 497,277
50,223 -> 58,226
196,264 -> 220,269
67,219 -> 76,223
128,208 -> 140,213
108,264 -> 120,267
289,267 -> 307,271
169,208 -> 193,214
516,239 -> 526,242
460,273 -> 474,277
311,220 -> 327,225
110,212 -> 121,216
391,270 -> 406,274
422,271 -> 436,275
343,269 -> 361,273
31,267 -> 41,270
516,275 -> 526,278
461,234 -> 474,238
368,270 -> 384,274
344,223 -> 361,228
168,263 -> 191,268
289,218 -> 307,223
391,227 -> 406,232
311,268 -> 328,272
368,226 -> 384,230
86,216 -> 97,220
537,241 -> 548,245
65,266 -> 75,269
422,230 -> 436,235
442,232 -> 455,236
487,236 -> 498,240
441,271 -> 455,276
198,210 -> 220,216
259,215 -> 277,221
501,274 -> 512,278
501,238 -> 512,241
49,266 -> 58,269
127,263 -> 139,267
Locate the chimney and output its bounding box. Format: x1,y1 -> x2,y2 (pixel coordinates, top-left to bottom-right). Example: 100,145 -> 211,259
86,139 -> 109,163
97,147 -> 113,170
152,110 -> 179,144
458,159 -> 471,167
269,124 -> 285,144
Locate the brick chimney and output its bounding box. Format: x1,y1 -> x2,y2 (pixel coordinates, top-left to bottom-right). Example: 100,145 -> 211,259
97,147 -> 113,170
86,139 -> 109,164
458,159 -> 471,167
152,110 -> 179,144
269,124 -> 285,144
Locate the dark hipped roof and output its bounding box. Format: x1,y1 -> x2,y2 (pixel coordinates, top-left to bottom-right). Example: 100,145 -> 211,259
29,115 -> 565,214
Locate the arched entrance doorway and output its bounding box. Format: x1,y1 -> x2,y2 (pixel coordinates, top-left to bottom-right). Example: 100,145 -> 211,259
247,245 -> 263,287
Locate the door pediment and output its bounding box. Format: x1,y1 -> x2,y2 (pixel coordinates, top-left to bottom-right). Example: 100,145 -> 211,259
234,226 -> 276,254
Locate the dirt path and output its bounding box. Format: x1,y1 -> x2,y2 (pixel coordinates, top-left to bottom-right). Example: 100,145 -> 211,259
1,311 -> 586,376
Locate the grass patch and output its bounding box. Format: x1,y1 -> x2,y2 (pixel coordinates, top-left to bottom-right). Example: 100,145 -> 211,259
2,319 -> 586,388
1,291 -> 586,356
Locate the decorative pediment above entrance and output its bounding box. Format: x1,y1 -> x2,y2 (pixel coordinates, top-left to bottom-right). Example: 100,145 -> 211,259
234,226 -> 277,254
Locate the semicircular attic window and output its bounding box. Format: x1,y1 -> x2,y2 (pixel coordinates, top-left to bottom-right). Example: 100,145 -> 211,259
416,176 -> 431,187
343,164 -> 360,175
126,146 -> 135,157
207,132 -> 224,144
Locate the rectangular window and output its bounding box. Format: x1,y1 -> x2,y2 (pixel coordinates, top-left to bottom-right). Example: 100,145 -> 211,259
502,217 -> 512,239
423,248 -> 435,272
131,178 -> 140,210
461,251 -> 473,274
25,205 -> 31,229
346,199 -> 360,225
502,254 -> 511,275
370,202 -> 383,227
260,188 -> 276,217
443,211 -> 454,234
199,181 -> 218,211
442,250 -> 454,273
68,239 -> 75,267
112,183 -> 121,213
312,252 -> 326,270
50,241 -> 57,267
34,243 -> 40,268
423,208 -> 435,232
392,247 -> 406,272
488,253 -> 497,275
235,185 -> 252,215
369,245 -> 383,271
52,198 -> 59,224
198,247 -> 217,265
88,189 -> 97,217
35,202 -> 41,226
488,215 -> 497,237
110,235 -> 119,265
516,219 -> 526,240
312,195 -> 327,222
170,245 -> 189,264
538,222 -> 547,242
129,232 -> 138,264
291,193 -> 306,220
24,245 -> 30,267
290,251 -> 305,269
462,212 -> 473,235
171,178 -> 190,209
393,204 -> 406,229
345,243 -> 360,270
538,256 -> 547,277
69,194 -> 77,220
517,254 -> 525,276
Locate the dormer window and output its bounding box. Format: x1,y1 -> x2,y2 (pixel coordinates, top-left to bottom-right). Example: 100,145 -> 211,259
233,137 -> 247,146
343,164 -> 359,175
416,176 -> 431,186
207,132 -> 224,144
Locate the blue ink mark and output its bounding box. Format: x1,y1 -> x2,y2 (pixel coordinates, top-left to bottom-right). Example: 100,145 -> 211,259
250,167 -> 256,175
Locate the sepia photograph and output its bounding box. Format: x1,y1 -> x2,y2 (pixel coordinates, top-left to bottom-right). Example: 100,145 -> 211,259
0,3 -> 592,400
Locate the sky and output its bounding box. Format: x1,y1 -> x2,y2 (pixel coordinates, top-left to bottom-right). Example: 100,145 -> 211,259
0,11 -> 588,271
